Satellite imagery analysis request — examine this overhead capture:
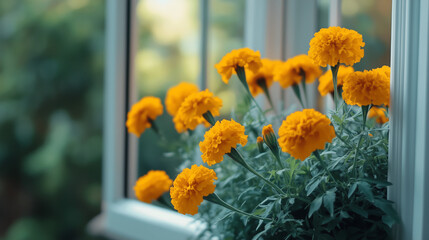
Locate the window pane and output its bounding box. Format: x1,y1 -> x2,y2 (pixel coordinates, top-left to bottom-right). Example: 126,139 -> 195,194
135,0 -> 200,177
341,0 -> 392,70
133,0 -> 245,183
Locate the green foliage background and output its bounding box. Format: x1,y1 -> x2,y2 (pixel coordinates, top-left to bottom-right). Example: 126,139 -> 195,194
0,1 -> 105,239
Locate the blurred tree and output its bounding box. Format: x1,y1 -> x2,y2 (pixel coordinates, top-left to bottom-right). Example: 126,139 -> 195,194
0,0 -> 104,239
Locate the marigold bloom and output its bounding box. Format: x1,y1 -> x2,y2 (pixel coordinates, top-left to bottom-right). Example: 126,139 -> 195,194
134,170 -> 172,203
215,48 -> 262,84
368,106 -> 389,124
375,65 -> 391,78
170,165 -> 217,215
308,26 -> 365,67
126,96 -> 163,137
262,124 -> 275,137
275,55 -> 322,89
342,69 -> 390,106
257,136 -> 264,143
246,59 -> 281,96
318,66 -> 354,96
173,89 -> 222,133
165,82 -> 199,116
278,109 -> 336,161
199,119 -> 248,166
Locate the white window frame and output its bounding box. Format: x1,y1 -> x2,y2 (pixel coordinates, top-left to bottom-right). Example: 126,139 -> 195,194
99,0 -> 429,239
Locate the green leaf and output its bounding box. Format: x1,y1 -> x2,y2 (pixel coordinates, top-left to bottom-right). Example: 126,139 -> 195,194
308,196 -> 323,218
340,211 -> 351,219
348,182 -> 358,198
306,177 -> 323,196
358,178 -> 392,187
323,188 -> 336,217
332,114 -> 342,123
349,205 -> 368,218
357,181 -> 374,202
382,215 -> 396,228
374,199 -> 401,224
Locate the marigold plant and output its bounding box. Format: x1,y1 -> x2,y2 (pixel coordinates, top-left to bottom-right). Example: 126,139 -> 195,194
318,65 -> 354,96
215,48 -> 262,84
275,54 -> 322,89
278,109 -> 336,160
170,165 -> 217,215
165,82 -> 199,116
199,119 -> 248,166
342,68 -> 390,106
308,26 -> 365,67
134,170 -> 172,203
126,96 -> 163,137
173,89 -> 222,133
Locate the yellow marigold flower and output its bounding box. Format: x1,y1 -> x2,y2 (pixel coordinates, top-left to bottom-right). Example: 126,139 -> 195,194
375,65 -> 391,78
126,96 -> 163,137
199,119 -> 248,166
246,59 -> 281,96
342,68 -> 390,106
275,55 -> 322,89
170,165 -> 217,215
368,106 -> 389,124
215,48 -> 262,84
318,66 -> 354,96
134,170 -> 172,203
278,109 -> 336,161
173,89 -> 223,133
308,26 -> 365,67
165,82 -> 199,116
257,136 -> 263,143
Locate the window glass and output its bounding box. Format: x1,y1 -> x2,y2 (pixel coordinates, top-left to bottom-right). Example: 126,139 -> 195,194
134,0 -> 245,180
341,0 -> 392,70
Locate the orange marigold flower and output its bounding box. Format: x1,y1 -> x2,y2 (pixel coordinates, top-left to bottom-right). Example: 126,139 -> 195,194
368,106 -> 389,124
275,55 -> 322,89
134,170 -> 172,203
173,89 -> 223,133
375,65 -> 391,78
126,96 -> 163,137
215,48 -> 262,84
170,165 -> 217,215
278,109 -> 336,161
165,82 -> 199,116
199,119 -> 248,166
246,59 -> 281,96
342,68 -> 390,106
308,26 -> 365,67
257,136 -> 264,143
318,66 -> 354,96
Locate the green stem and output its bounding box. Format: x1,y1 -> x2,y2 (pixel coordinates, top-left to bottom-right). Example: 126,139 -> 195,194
202,111 -> 216,126
235,66 -> 268,120
361,105 -> 370,131
228,148 -> 285,195
258,79 -> 276,112
291,84 -> 305,108
352,134 -> 364,178
149,119 -> 165,140
313,150 -> 341,186
204,193 -> 272,221
330,63 -> 340,110
300,71 -> 308,107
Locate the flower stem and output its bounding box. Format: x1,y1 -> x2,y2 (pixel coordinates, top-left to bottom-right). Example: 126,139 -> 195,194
202,111 -> 216,126
313,150 -> 340,186
258,79 -> 276,112
300,71 -> 308,107
330,63 -> 340,110
204,193 -> 272,221
291,84 -> 305,108
235,66 -> 268,120
228,148 -> 285,195
361,105 -> 370,131
149,119 -> 165,140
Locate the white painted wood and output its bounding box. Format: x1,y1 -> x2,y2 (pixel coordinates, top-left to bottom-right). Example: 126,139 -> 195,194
389,0 -> 429,239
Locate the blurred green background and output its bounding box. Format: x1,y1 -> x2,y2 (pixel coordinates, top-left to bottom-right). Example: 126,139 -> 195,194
0,0 -> 105,239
